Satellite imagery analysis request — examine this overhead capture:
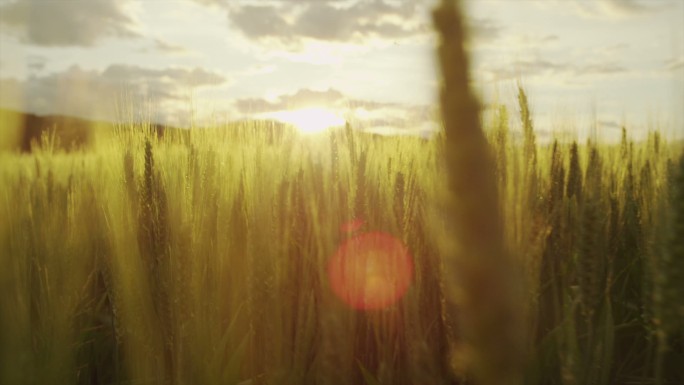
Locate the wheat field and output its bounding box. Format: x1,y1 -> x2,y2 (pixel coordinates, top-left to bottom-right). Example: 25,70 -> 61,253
1,1 -> 683,385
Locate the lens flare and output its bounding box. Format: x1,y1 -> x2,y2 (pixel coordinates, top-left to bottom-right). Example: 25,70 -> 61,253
327,232 -> 413,310
339,218 -> 365,235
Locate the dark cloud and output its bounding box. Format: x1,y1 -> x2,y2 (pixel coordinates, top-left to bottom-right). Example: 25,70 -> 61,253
193,0 -> 351,7
203,0 -> 431,47
228,5 -> 295,42
0,65 -> 228,124
0,0 -> 139,46
192,1 -> 501,49
187,0 -> 503,49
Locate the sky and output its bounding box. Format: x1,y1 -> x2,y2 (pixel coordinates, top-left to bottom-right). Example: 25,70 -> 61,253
0,0 -> 682,139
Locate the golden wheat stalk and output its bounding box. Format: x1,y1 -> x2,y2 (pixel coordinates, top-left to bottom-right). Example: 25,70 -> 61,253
433,1 -> 524,384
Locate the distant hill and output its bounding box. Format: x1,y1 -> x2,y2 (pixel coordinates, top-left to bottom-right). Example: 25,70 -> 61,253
0,108 -> 222,152
0,109 -> 184,152
0,109 -> 115,152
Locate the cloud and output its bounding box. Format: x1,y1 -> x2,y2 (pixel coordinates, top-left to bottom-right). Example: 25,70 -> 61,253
26,55 -> 46,72
0,64 -> 228,125
197,0 -> 430,49
239,64 -> 277,76
599,0 -> 658,16
501,33 -> 559,49
234,88 -> 346,113
188,0 -> 503,55
152,38 -> 187,54
233,87 -> 420,115
579,62 -> 627,75
481,58 -> 563,82
536,0 -> 670,20
0,0 -> 141,46
193,0 -> 356,8
468,17 -> 503,44
665,56 -> 684,71
480,56 -> 629,83
101,64 -> 226,89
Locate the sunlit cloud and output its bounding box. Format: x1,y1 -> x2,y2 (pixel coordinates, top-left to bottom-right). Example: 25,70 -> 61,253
234,88 -> 346,113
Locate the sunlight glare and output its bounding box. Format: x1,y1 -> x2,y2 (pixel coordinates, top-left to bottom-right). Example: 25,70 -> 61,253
265,107 -> 345,134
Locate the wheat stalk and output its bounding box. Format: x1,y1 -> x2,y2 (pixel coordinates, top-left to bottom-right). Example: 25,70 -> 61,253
433,1 -> 524,383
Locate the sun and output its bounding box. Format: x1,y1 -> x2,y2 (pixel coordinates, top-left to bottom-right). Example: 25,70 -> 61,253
264,107 -> 345,134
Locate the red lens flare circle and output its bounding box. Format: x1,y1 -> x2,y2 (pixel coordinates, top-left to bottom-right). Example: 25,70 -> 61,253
327,232 -> 413,310
339,218 -> 365,235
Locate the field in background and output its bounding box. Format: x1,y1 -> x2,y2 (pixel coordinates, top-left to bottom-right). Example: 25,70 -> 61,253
1,84 -> 682,384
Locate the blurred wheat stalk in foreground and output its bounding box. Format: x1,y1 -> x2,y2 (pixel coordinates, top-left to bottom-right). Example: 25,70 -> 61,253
433,1 -> 524,384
